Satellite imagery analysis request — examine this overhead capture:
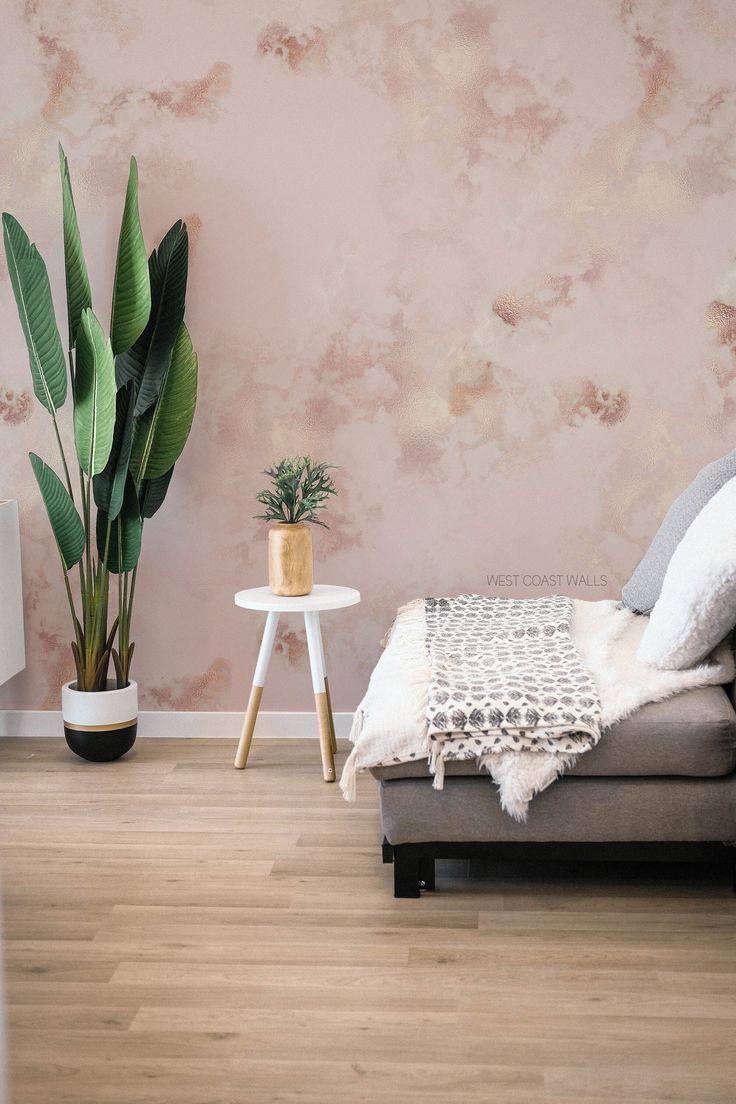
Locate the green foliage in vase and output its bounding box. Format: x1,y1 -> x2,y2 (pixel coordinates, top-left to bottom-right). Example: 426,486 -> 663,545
3,145 -> 198,691
255,457 -> 338,528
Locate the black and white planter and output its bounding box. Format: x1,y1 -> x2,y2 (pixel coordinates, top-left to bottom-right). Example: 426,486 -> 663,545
61,679 -> 138,762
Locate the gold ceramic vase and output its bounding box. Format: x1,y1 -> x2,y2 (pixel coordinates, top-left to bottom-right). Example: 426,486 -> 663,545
268,523 -> 313,596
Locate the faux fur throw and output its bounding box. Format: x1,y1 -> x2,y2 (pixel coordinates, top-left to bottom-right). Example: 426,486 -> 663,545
424,595 -> 601,787
340,598 -> 735,820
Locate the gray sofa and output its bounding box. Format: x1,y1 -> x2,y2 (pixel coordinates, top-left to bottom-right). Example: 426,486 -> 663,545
371,684 -> 736,896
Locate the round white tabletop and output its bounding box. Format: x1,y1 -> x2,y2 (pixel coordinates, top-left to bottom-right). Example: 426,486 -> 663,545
234,584 -> 361,613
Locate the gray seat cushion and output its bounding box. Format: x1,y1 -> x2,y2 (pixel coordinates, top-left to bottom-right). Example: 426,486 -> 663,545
370,685 -> 736,781
621,449 -> 736,614
379,774 -> 736,844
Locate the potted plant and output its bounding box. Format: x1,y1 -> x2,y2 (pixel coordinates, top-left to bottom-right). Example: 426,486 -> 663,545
255,457 -> 337,596
3,146 -> 197,761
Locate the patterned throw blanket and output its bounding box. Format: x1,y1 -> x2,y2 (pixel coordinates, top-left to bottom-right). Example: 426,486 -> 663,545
424,594 -> 602,785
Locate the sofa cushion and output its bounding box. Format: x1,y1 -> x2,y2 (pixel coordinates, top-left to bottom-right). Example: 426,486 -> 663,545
638,477 -> 736,669
379,775 -> 736,844
621,449 -> 736,615
369,685 -> 736,781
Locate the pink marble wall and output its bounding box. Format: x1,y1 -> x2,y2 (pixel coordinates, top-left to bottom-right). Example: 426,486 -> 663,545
2,0 -> 736,713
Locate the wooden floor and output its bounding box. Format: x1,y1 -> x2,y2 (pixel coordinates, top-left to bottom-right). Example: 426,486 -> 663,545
0,738 -> 735,1104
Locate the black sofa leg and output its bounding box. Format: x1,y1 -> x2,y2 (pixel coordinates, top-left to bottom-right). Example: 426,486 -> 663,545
382,837 -> 394,864
393,844 -> 422,898
419,856 -> 436,891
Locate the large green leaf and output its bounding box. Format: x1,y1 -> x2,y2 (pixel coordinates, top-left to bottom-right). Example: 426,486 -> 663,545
116,220 -> 189,415
130,323 -> 197,481
58,144 -> 92,347
97,474 -> 142,574
139,466 -> 174,519
74,308 -> 116,476
2,213 -> 67,414
29,452 -> 85,569
93,381 -> 136,520
110,157 -> 150,356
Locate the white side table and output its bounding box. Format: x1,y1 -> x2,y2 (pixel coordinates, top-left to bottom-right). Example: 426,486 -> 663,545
233,585 -> 361,781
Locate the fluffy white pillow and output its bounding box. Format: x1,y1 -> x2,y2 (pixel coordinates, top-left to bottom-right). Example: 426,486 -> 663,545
637,475 -> 736,670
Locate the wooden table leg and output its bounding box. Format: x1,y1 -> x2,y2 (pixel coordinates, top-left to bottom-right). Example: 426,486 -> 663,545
323,676 -> 337,754
304,611 -> 335,782
315,615 -> 337,753
234,611 -> 280,769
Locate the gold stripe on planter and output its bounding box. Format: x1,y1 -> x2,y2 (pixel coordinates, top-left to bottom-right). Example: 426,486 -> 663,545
63,718 -> 137,732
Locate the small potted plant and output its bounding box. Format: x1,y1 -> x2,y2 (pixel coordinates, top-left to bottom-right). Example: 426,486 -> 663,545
3,147 -> 197,761
255,457 -> 337,596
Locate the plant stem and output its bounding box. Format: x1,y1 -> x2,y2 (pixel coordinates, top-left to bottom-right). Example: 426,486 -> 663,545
116,524 -> 128,683
118,568 -> 124,651
84,473 -> 92,597
62,564 -> 83,656
127,564 -> 137,624
119,563 -> 138,686
102,516 -> 112,570
125,560 -> 137,644
51,413 -> 75,504
93,519 -> 113,674
122,569 -> 128,649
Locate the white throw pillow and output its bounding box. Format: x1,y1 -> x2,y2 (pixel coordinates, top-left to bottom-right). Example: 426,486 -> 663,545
637,475 -> 736,670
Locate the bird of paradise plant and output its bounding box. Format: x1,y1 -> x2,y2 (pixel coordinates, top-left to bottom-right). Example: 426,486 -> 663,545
2,146 -> 197,691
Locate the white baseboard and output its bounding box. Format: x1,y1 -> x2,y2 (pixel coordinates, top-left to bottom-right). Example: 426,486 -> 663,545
0,710 -> 355,739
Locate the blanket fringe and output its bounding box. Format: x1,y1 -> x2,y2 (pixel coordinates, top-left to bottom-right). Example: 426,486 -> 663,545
339,710 -> 365,802
339,744 -> 359,802
428,743 -> 446,790
348,706 -> 365,745
380,598 -> 423,649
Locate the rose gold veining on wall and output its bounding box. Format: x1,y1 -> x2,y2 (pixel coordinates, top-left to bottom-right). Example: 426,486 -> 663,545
634,32 -> 677,119
620,0 -> 690,130
376,314 -> 449,469
148,63 -> 231,119
376,3 -> 564,162
144,659 -> 232,710
448,359 -> 498,418
498,101 -> 564,154
317,332 -> 374,386
492,293 -> 527,327
493,274 -> 574,327
706,298 -> 736,387
557,380 -> 631,428
446,358 -> 508,447
37,628 -> 74,709
707,357 -> 735,389
706,299 -> 736,349
183,213 -> 202,251
563,0 -> 734,226
257,23 -> 328,71
580,250 -> 612,284
274,628 -> 307,665
0,388 -> 33,425
318,508 -> 365,556
37,34 -> 82,121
